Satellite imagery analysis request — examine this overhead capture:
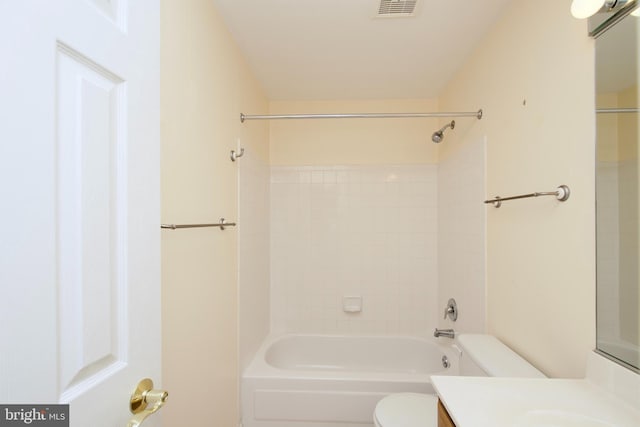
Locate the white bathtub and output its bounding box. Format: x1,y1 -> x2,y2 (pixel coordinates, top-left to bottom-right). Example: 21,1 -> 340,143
241,334 -> 458,427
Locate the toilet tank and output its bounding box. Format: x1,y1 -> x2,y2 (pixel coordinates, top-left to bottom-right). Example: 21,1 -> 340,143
457,334 -> 546,378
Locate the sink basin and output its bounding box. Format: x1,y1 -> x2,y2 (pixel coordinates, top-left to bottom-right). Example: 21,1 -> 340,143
515,409 -> 615,427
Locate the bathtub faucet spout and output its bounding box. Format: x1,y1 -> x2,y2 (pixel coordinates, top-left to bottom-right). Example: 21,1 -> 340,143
434,328 -> 455,339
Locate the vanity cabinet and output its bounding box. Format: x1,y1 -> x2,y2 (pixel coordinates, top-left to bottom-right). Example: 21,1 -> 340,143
437,399 -> 456,427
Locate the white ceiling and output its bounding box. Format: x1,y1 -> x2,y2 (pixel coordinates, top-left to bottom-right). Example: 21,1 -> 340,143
211,0 -> 514,100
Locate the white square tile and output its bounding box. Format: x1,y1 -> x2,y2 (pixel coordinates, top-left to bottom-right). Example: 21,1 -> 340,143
311,170 -> 324,184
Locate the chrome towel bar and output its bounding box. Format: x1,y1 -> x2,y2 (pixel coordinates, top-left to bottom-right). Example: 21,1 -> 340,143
161,218 -> 236,230
484,185 -> 570,208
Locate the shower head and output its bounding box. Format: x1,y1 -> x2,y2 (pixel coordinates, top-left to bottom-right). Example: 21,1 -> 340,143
431,120 -> 455,143
431,131 -> 444,144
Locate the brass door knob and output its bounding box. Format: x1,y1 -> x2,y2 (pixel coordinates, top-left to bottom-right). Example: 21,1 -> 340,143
128,379 -> 168,427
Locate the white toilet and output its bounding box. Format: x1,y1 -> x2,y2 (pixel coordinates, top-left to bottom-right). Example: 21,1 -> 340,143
373,334 -> 546,427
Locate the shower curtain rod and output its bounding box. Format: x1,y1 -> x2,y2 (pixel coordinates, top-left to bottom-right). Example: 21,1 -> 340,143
240,109 -> 483,122
596,107 -> 639,114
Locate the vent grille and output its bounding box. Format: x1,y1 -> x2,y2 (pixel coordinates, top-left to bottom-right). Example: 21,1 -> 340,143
377,0 -> 418,17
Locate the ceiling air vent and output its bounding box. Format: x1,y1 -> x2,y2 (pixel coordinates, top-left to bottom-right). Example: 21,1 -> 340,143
377,0 -> 418,17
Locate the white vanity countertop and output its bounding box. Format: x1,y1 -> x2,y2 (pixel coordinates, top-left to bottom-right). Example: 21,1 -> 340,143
430,376 -> 640,427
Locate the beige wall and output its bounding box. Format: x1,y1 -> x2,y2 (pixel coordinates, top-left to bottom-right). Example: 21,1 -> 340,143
270,99 -> 439,165
440,0 -> 596,378
161,1 -> 268,425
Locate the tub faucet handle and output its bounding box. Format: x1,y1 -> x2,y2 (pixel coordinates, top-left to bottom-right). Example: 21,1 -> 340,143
443,298 -> 458,321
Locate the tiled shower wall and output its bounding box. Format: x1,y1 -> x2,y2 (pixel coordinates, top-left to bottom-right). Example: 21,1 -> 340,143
270,165 -> 439,336
239,149 -> 271,371
437,137 -> 486,333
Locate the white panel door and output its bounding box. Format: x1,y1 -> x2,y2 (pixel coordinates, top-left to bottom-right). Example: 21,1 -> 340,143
0,1 -> 161,426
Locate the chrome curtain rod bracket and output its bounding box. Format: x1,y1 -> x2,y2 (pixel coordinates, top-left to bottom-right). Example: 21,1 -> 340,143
230,147 -> 245,162
484,185 -> 570,208
161,218 -> 237,230
240,109 -> 483,122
